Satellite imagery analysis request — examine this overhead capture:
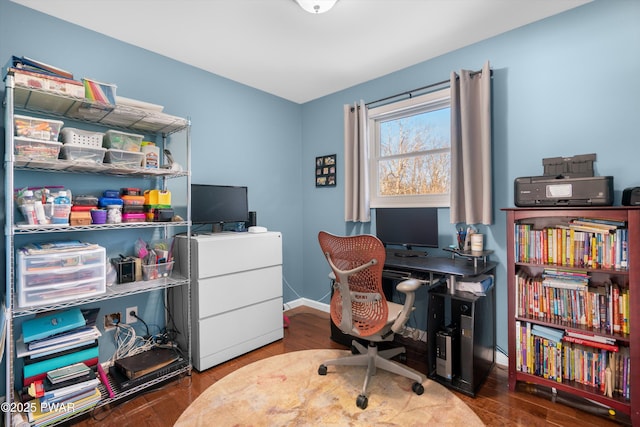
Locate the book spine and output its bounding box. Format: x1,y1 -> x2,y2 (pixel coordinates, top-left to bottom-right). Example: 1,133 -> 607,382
562,335 -> 618,352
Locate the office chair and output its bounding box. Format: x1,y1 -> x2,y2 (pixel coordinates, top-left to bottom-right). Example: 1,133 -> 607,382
317,231 -> 425,409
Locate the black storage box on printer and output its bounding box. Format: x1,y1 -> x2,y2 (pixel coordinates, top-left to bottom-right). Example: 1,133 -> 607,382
514,153 -> 613,207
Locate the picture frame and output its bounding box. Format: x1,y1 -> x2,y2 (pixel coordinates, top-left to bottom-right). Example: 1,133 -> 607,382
315,154 -> 336,187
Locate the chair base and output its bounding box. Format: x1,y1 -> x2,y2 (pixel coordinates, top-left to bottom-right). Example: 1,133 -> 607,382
318,340 -> 426,409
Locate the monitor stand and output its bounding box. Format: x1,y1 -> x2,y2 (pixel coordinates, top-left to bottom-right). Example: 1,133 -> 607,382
389,246 -> 428,258
395,251 -> 420,258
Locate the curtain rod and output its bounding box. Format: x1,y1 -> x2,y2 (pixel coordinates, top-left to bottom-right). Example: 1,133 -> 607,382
364,68 -> 491,108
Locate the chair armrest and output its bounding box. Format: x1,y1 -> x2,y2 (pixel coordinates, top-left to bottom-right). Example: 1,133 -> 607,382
390,278 -> 421,334
395,278 -> 421,293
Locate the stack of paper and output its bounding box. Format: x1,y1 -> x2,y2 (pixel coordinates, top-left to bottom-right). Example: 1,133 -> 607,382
455,274 -> 494,296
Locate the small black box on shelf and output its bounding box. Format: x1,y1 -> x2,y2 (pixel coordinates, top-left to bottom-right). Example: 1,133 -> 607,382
622,187 -> 640,206
111,256 -> 136,283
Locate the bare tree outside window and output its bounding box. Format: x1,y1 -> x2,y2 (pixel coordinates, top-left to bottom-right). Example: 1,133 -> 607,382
378,109 -> 450,196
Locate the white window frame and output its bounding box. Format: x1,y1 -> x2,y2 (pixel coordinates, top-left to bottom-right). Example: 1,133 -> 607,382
368,88 -> 451,208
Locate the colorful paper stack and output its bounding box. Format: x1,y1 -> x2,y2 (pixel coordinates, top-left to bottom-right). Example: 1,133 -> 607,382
83,78 -> 116,105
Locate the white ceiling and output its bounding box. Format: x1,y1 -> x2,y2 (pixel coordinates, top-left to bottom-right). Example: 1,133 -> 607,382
12,0 -> 591,104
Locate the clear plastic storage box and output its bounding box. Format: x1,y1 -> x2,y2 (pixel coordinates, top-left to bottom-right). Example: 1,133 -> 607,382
104,149 -> 144,168
14,114 -> 63,141
16,246 -> 106,308
60,145 -> 106,163
14,136 -> 62,161
142,261 -> 174,281
103,130 -> 144,152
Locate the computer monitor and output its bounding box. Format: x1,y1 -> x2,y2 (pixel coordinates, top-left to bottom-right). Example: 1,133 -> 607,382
191,184 -> 249,230
375,208 -> 439,250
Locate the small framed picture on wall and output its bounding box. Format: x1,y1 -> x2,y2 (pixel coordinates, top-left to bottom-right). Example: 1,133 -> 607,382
316,154 -> 336,187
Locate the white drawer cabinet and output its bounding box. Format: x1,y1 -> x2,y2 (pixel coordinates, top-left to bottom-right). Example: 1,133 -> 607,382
175,232 -> 283,371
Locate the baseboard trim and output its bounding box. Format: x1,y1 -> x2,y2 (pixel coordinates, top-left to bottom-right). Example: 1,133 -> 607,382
285,298 -> 329,313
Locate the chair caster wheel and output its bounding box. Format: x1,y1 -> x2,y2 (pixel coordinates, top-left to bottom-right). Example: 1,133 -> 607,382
398,353 -> 407,362
350,345 -> 359,355
318,365 -> 327,375
356,394 -> 368,409
412,382 -> 424,395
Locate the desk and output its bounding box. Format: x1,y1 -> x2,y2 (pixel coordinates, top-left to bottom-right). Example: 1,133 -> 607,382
329,249 -> 497,397
387,250 -> 497,396
383,249 -> 496,286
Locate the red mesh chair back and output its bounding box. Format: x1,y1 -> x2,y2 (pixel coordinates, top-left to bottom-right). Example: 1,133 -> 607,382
318,231 -> 388,337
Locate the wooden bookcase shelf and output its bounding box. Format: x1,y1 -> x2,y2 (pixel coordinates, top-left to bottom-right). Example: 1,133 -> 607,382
503,207 -> 639,425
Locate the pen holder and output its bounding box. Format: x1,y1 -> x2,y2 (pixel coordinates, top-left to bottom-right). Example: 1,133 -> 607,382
142,261 -> 174,281
470,233 -> 484,253
90,209 -> 107,224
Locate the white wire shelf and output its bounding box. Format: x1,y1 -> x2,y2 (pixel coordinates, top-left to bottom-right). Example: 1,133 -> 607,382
13,156 -> 189,179
12,82 -> 190,136
13,221 -> 190,234
12,274 -> 189,317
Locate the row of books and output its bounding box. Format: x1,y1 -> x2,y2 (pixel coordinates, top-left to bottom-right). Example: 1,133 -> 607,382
516,322 -> 630,400
515,270 -> 630,334
514,218 -> 628,270
18,308 -> 103,425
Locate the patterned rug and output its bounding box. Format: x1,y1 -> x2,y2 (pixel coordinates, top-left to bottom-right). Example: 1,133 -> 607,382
175,349 -> 484,426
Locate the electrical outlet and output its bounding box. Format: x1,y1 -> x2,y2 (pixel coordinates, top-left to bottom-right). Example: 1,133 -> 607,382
126,306 -> 138,324
104,312 -> 121,330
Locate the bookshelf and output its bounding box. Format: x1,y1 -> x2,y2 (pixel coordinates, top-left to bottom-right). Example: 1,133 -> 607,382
3,71 -> 192,426
503,207 -> 638,425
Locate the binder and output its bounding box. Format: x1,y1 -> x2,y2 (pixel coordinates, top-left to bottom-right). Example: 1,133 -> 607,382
22,308 -> 86,344
23,357 -> 98,388
23,345 -> 98,380
24,340 -> 98,364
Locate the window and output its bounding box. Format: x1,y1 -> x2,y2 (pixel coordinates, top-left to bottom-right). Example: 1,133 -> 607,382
368,88 -> 451,208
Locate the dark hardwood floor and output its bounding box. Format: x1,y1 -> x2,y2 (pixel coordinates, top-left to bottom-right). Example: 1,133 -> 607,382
74,306 -> 627,426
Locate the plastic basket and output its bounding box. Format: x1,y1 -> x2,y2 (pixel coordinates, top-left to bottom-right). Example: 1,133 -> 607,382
142,261 -> 174,281
60,128 -> 105,148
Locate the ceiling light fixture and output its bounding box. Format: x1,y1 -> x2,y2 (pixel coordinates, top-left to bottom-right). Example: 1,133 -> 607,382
294,0 -> 338,14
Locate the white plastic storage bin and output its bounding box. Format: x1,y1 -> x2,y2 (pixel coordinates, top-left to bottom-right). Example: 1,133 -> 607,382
60,128 -> 105,148
60,145 -> 106,163
14,114 -> 63,141
103,130 -> 144,152
104,149 -> 144,168
14,136 -> 62,161
16,246 -> 106,308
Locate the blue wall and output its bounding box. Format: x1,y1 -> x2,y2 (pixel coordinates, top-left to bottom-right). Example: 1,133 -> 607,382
1,0 -> 638,392
300,0 -> 640,354
0,0 -> 303,388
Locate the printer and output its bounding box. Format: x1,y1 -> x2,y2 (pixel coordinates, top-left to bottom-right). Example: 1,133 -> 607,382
514,153 -> 613,207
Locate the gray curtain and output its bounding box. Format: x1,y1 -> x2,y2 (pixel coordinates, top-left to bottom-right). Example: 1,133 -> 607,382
343,101 -> 370,222
450,61 -> 493,225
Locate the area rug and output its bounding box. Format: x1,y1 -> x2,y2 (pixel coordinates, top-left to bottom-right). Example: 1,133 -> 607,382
175,349 -> 484,426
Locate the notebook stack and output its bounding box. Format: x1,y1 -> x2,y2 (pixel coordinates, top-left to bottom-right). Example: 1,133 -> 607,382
18,308 -> 102,425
